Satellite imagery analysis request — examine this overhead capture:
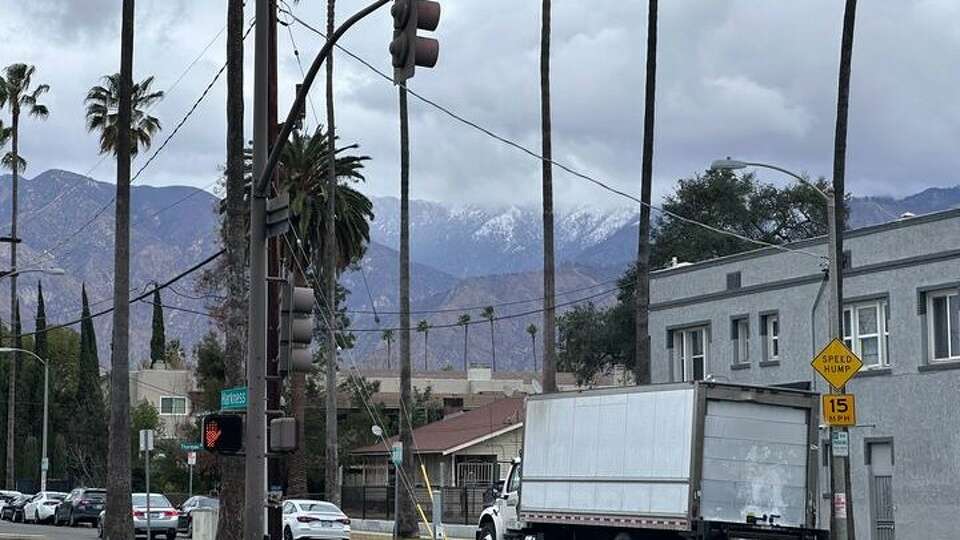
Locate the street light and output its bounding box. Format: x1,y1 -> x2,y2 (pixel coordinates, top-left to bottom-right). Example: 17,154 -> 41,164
710,158 -> 830,201
0,347 -> 49,492
0,267 -> 66,279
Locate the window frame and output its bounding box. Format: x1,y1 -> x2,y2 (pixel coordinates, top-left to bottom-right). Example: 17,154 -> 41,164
842,299 -> 890,368
673,326 -> 709,381
159,396 -> 188,416
927,288 -> 960,363
731,316 -> 750,365
762,313 -> 780,362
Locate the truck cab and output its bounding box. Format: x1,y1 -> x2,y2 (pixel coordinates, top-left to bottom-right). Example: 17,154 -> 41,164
477,458 -> 522,540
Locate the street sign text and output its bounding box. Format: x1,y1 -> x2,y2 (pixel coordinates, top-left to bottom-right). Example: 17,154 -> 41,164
812,338 -> 863,389
221,386 -> 248,411
823,394 -> 856,427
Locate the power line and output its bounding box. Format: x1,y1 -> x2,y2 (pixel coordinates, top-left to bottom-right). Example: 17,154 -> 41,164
284,10 -> 826,262
17,250 -> 224,339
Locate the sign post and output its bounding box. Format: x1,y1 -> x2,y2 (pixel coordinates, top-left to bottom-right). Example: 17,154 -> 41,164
391,442 -> 403,540
139,429 -> 155,535
187,451 -> 197,496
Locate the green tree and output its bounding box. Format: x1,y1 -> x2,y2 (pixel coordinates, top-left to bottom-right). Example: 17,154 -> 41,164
481,306 -> 496,371
129,400 -> 161,492
526,324 -> 538,371
70,285 -> 108,485
84,74 -> 163,156
416,320 -> 430,371
194,332 -> 225,413
650,168 -> 830,268
150,289 -> 165,368
457,314 -> 471,371
381,329 -> 394,370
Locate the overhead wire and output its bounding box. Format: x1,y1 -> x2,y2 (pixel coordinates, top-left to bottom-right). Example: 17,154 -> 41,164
282,10 -> 827,262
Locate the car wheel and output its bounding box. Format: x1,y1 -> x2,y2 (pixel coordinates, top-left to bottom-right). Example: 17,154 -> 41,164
166,530 -> 177,540
284,526 -> 294,540
479,521 -> 496,540
98,517 -> 104,538
34,510 -> 40,524
69,510 -> 76,527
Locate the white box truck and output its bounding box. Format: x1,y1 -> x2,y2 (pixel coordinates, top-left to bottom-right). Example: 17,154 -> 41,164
476,382 -> 827,540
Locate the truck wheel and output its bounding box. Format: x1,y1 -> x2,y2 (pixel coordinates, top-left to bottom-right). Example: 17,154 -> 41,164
612,533 -> 633,540
479,522 -> 496,540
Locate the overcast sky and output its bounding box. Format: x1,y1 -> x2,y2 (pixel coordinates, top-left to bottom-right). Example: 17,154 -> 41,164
2,0 -> 959,210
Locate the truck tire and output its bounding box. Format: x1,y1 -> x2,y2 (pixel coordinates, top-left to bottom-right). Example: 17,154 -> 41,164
479,522 -> 496,540
612,532 -> 633,540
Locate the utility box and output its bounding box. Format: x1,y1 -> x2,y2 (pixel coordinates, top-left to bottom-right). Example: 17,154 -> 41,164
270,417 -> 298,452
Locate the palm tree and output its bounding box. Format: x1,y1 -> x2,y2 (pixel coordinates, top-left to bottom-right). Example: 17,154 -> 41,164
0,62 -> 49,490
217,0 -> 246,536
381,329 -> 395,369
274,124 -> 372,502
481,306 -> 496,371
103,1 -> 136,537
458,314 -> 472,371
84,73 -> 163,156
417,319 -> 431,370
829,1 -> 858,536
634,0 -> 658,386
527,323 -> 538,371
539,0 -> 557,394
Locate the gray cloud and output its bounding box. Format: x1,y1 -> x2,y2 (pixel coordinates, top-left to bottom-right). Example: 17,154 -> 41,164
1,0 -> 959,211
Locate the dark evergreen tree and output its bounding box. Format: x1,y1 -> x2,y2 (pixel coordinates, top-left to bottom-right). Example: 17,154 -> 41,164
71,285 -> 107,484
149,289 -> 164,368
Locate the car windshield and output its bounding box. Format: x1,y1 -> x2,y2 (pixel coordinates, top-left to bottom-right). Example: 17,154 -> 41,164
199,498 -> 219,508
85,491 -> 106,501
48,494 -> 65,500
299,502 -> 341,514
132,494 -> 172,507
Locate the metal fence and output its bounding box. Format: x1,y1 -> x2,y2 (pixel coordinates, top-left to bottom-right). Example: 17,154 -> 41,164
341,485 -> 492,525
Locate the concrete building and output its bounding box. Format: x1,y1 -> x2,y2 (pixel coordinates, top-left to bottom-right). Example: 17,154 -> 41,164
129,367 -> 196,437
648,208 -> 960,540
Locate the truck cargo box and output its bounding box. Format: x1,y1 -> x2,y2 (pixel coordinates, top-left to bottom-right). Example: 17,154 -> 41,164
518,382 -> 819,532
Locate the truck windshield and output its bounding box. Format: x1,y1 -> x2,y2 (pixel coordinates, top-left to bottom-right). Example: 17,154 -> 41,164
507,462 -> 522,493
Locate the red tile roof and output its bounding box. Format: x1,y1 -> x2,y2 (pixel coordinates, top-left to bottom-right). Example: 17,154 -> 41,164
351,396 -> 525,455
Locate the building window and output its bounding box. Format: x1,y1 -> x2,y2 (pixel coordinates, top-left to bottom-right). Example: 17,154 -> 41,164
762,314 -> 780,361
673,327 -> 708,381
732,317 -> 749,365
843,299 -> 890,368
928,289 -> 960,362
159,396 -> 187,415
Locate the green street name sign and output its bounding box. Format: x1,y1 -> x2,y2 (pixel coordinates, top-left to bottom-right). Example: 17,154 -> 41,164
221,386 -> 248,412
180,442 -> 202,451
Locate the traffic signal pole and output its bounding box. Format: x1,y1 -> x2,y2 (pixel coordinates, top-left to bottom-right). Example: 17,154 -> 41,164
246,3 -> 392,538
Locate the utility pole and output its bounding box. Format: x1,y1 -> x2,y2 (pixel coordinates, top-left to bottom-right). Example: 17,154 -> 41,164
4,166 -> 20,492
244,1 -> 270,539
830,1 -> 857,538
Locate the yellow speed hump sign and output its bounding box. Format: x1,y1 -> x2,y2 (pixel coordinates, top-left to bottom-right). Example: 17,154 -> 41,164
823,394 -> 856,427
812,338 -> 863,389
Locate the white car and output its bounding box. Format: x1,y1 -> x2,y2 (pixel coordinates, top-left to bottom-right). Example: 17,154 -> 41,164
0,490 -> 21,517
23,491 -> 67,524
281,499 -> 351,540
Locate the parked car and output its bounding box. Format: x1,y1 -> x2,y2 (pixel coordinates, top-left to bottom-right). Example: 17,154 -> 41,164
178,496 -> 219,537
24,491 -> 67,524
54,487 -> 106,526
0,490 -> 21,517
281,499 -> 351,540
98,493 -> 178,540
1,494 -> 29,521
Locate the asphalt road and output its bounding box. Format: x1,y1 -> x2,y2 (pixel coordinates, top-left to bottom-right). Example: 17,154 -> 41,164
0,519 -> 99,539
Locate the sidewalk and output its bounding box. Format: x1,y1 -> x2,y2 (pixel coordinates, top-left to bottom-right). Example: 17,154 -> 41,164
352,518 -> 475,540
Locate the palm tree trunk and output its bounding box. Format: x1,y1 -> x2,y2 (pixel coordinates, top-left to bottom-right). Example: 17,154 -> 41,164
489,322 -> 496,371
463,327 -> 469,371
322,0 -> 340,508
830,2 -> 857,538
217,0 -> 246,537
4,105 -> 18,490
397,86 -> 417,538
104,1 -> 136,537
387,340 -> 392,369
423,331 -> 428,370
531,334 -> 537,372
540,0 -> 557,393
634,0 -> 657,386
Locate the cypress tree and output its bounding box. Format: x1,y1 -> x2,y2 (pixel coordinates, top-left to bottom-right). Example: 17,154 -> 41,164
76,285 -> 107,484
149,289 -> 164,368
35,282 -> 47,364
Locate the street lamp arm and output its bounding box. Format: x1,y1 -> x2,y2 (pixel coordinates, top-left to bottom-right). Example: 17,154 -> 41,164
0,347 -> 46,366
744,162 -> 831,200
254,0 -> 390,196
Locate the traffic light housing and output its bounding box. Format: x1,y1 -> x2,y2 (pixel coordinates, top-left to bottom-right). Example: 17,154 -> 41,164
202,414 -> 244,455
390,0 -> 441,83
280,280 -> 315,374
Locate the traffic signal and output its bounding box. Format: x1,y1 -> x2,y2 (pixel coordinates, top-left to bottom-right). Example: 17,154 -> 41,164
202,414 -> 243,454
390,0 -> 441,83
280,280 -> 315,374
